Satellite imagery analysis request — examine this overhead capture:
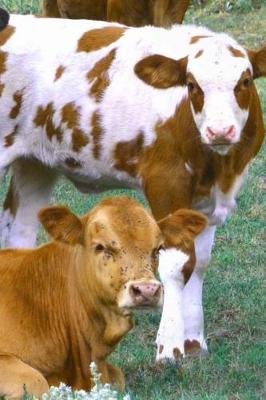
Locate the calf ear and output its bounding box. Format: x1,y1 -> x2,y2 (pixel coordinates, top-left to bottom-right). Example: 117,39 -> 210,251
248,46 -> 266,78
158,209 -> 207,251
134,54 -> 187,89
0,9 -> 9,31
38,205 -> 84,245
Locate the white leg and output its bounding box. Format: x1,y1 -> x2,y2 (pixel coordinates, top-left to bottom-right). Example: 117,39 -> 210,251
0,158 -> 57,248
156,248 -> 189,363
182,225 -> 216,355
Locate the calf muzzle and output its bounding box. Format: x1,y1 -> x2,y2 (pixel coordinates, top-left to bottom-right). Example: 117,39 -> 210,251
129,280 -> 162,307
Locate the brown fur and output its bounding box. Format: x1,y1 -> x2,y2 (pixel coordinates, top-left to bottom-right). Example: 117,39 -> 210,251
0,196 -> 205,397
91,111 -> 102,159
0,26 -> 15,46
134,47 -> 265,220
186,72 -> 204,113
54,65 -> 65,81
34,102 -> 63,143
248,45 -> 266,79
77,27 -> 125,53
113,132 -> 145,177
61,102 -> 80,129
43,0 -> 190,26
234,69 -> 252,110
9,89 -> 24,119
195,49 -> 204,58
87,49 -> 116,102
4,125 -> 19,147
184,339 -> 201,354
0,51 -> 7,75
0,82 -> 4,96
72,129 -> 89,153
228,45 -> 245,58
190,35 -> 210,44
134,54 -> 187,89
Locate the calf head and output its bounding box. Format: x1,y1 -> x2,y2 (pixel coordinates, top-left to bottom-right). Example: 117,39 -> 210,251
135,33 -> 266,155
39,196 -> 206,313
0,9 -> 9,31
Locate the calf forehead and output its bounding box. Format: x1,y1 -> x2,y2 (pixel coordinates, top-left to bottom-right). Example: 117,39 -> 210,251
91,202 -> 161,249
189,35 -> 251,86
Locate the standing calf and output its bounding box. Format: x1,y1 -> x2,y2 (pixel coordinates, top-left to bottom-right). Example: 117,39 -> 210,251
0,15 -> 265,362
43,0 -> 190,26
0,196 -> 207,398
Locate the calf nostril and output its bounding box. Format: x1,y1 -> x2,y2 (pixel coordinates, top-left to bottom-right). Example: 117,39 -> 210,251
206,127 -> 215,139
131,285 -> 142,297
225,125 -> 235,138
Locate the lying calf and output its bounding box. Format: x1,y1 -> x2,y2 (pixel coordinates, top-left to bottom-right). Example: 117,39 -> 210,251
0,196 -> 207,398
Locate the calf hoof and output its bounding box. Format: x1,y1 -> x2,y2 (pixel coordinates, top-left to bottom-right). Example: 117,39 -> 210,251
184,339 -> 208,358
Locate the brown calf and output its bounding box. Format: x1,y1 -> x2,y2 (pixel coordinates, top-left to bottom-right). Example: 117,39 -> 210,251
43,0 -> 190,26
0,196 -> 207,398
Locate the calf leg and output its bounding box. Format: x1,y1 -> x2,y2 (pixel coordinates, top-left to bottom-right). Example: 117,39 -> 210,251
0,158 -> 57,248
100,362 -> 125,392
156,248 -> 189,363
0,353 -> 49,399
183,226 -> 216,355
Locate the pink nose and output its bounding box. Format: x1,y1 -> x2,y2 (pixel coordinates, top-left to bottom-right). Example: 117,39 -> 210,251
206,125 -> 236,143
129,282 -> 161,305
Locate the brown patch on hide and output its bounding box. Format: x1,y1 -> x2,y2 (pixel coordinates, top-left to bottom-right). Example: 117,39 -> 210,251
91,111 -> 102,159
77,27 -> 125,53
54,65 -> 65,81
184,339 -> 201,354
113,132 -> 144,177
190,35 -> 210,44
72,129 -> 89,152
0,51 -> 7,74
228,45 -> 245,58
234,69 -> 252,110
87,49 -> 116,102
0,26 -> 15,46
34,102 -> 63,142
4,125 -> 19,147
9,89 -> 24,119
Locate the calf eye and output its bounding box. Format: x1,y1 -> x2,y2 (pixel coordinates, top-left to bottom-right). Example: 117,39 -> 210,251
243,78 -> 251,88
187,82 -> 195,93
152,245 -> 165,259
95,243 -> 105,253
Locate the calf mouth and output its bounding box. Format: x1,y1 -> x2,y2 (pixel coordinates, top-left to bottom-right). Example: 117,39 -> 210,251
208,143 -> 233,155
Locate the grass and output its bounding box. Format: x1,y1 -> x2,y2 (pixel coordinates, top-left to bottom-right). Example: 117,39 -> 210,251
0,1 -> 266,399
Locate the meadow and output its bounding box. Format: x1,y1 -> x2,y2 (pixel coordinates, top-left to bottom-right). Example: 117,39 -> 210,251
0,1 -> 265,399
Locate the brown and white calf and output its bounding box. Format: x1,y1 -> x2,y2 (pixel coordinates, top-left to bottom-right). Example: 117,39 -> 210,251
43,0 -> 190,26
0,15 -> 265,362
0,196 -> 207,398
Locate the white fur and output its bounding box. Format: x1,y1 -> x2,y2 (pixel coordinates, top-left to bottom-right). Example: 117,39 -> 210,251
183,226 -> 216,352
156,248 -> 188,361
188,35 -> 251,152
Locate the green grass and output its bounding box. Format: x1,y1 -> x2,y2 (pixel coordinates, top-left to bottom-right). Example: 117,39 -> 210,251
1,1 -> 266,399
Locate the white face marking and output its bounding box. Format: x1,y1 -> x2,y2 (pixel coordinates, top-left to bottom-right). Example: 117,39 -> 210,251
188,35 -> 251,154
